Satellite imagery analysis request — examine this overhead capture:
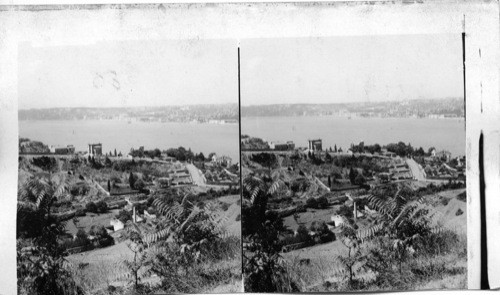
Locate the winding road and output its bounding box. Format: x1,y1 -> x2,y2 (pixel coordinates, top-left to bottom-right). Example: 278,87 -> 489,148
405,158 -> 426,181
185,163 -> 206,186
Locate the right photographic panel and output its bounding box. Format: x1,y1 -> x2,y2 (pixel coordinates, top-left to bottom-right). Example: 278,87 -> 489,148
240,35 -> 466,292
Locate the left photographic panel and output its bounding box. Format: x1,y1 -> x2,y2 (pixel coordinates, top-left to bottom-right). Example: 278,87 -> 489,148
17,38 -> 242,293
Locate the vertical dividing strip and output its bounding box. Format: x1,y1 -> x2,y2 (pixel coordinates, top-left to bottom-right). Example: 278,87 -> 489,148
479,132 -> 489,289
462,29 -> 466,129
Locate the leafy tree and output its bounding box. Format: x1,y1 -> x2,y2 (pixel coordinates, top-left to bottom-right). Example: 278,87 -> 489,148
118,194 -> 228,292
105,156 -> 112,167
296,224 -> 311,244
306,197 -> 318,209
354,174 -> 366,185
251,153 -> 277,172
316,195 -> 329,209
196,152 -> 205,162
337,205 -> 353,219
349,167 -> 357,185
134,178 -> 146,192
95,200 -> 108,213
32,156 -> 57,172
85,202 -> 98,213
89,225 -> 114,248
364,184 -> 432,274
325,152 -> 333,163
310,221 -> 334,243
17,176 -> 81,294
129,172 -> 135,189
242,174 -> 299,292
330,182 -> 437,287
123,242 -> 147,291
116,209 -> 133,224
337,219 -> 366,287
415,147 -> 425,157
74,229 -> 91,250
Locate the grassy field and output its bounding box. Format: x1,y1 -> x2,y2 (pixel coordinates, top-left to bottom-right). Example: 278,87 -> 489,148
217,194 -> 242,237
64,210 -> 119,235
67,241 -> 134,291
283,207 -> 337,232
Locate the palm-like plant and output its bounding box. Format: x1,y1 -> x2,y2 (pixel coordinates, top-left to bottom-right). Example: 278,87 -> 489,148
18,175 -> 69,218
242,174 -> 298,292
146,193 -> 228,246
349,183 -> 436,280
119,193 -> 228,290
335,217 -> 368,287
17,175 -> 80,295
332,183 -> 437,288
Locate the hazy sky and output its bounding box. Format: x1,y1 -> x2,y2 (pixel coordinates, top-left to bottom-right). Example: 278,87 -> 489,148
19,34 -> 463,109
241,34 -> 463,105
18,39 -> 238,109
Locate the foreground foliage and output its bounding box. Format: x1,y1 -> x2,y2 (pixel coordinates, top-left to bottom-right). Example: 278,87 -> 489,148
242,174 -> 301,292
17,176 -> 82,295
111,193 -> 239,294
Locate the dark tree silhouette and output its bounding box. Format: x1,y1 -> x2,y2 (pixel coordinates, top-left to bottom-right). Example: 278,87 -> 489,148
129,172 -> 135,189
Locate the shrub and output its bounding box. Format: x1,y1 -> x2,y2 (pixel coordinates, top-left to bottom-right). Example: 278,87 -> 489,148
73,229 -> 92,250
296,225 -> 312,244
220,202 -> 230,211
316,196 -> 329,209
456,208 -> 464,216
116,209 -> 132,224
354,174 -> 366,185
306,197 -> 318,209
85,202 -> 97,213
134,178 -> 146,191
95,201 -> 108,213
337,205 -> 353,218
32,156 -> 57,171
456,191 -> 466,202
70,182 -> 90,196
88,225 -> 115,248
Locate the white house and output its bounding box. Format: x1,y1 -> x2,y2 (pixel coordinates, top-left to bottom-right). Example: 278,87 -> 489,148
330,215 -> 345,227
110,218 -> 124,231
212,155 -> 232,167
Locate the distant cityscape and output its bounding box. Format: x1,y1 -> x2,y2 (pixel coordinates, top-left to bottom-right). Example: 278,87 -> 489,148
19,98 -> 464,122
242,97 -> 464,118
19,103 -> 238,123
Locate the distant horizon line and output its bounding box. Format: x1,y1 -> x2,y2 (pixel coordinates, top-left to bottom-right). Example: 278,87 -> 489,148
19,96 -> 463,110
241,96 -> 463,107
